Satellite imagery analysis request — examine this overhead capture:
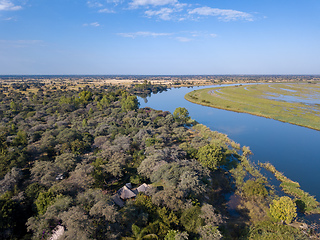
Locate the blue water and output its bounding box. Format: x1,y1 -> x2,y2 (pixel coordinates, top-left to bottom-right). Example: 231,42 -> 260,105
137,85 -> 320,200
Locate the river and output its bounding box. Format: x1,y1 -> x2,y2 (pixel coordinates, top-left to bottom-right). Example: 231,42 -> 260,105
137,84 -> 320,200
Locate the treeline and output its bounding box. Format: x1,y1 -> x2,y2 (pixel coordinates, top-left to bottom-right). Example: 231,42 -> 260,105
0,82 -> 317,239
129,80 -> 168,98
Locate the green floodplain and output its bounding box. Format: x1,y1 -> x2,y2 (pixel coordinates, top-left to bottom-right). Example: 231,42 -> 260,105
185,83 -> 320,131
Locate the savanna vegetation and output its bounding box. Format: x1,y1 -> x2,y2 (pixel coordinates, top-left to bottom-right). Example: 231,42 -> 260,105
185,83 -> 320,130
0,80 -> 318,240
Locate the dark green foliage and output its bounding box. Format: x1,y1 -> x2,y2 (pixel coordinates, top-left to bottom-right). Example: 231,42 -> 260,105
12,130 -> 28,147
0,191 -> 19,234
242,179 -> 268,199
121,93 -> 140,111
180,206 -> 203,234
249,220 -> 309,239
173,107 -> 191,125
25,182 -> 46,201
35,190 -> 60,215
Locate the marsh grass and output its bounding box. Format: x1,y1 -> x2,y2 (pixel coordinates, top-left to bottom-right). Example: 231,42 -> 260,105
261,162 -> 320,214
185,83 -> 320,130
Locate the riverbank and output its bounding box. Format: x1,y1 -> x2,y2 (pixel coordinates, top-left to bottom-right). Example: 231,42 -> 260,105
184,83 -> 320,131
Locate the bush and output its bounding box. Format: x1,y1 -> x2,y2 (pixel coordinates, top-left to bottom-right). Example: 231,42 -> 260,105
242,179 -> 268,199
196,144 -> 225,170
269,196 -> 297,224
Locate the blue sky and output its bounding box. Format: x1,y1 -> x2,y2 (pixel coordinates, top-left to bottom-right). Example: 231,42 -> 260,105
0,0 -> 319,75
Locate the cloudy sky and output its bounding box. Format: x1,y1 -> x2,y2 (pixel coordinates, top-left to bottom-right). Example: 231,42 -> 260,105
0,0 -> 319,75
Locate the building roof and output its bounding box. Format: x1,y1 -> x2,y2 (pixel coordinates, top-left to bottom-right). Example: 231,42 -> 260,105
111,194 -> 125,207
137,183 -> 150,193
118,185 -> 136,200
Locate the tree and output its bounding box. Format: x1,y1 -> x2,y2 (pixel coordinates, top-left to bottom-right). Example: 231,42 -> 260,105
59,206 -> 94,240
12,130 -> 28,147
122,94 -> 140,111
54,153 -> 78,172
35,190 -> 59,215
269,196 -> 297,224
165,230 -> 188,240
196,144 -> 225,170
173,107 -> 190,124
79,90 -> 93,104
197,225 -> 222,240
242,179 -> 268,199
180,206 -> 203,234
124,224 -> 158,240
0,191 -> 19,236
10,101 -> 18,112
31,161 -> 60,187
0,167 -> 22,195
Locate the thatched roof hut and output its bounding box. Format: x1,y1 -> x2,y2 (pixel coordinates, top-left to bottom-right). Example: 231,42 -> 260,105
111,194 -> 125,207
118,185 -> 136,200
137,183 -> 150,193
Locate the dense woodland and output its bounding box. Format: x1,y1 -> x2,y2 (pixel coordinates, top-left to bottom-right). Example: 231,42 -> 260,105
0,81 -> 318,239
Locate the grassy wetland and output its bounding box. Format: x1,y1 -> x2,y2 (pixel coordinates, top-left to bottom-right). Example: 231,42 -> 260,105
185,83 -> 320,131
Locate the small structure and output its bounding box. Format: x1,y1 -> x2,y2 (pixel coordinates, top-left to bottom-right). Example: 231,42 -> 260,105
118,185 -> 136,200
112,183 -> 151,207
137,183 -> 150,193
132,183 -> 150,195
111,194 -> 125,207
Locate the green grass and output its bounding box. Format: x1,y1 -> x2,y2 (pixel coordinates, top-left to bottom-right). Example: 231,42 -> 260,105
185,83 -> 320,131
261,162 -> 320,214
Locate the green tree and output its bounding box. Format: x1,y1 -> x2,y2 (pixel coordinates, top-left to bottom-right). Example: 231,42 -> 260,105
196,144 -> 225,170
269,196 -> 297,224
82,118 -> 87,127
124,224 -> 158,240
97,95 -> 110,110
173,107 -> 190,124
122,94 -> 140,111
35,190 -> 58,215
0,191 -> 18,232
78,90 -> 93,104
242,179 -> 268,199
180,206 -> 203,234
10,101 -> 18,112
12,130 -> 28,147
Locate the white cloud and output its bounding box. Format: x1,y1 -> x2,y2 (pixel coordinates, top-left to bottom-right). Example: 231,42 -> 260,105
189,6 -> 253,21
0,0 -> 22,11
87,1 -> 103,8
107,0 -> 124,5
91,22 -> 100,27
83,22 -> 100,27
118,31 -> 172,38
130,0 -> 177,8
3,16 -> 14,20
175,37 -> 192,42
145,7 -> 174,20
98,8 -> 115,13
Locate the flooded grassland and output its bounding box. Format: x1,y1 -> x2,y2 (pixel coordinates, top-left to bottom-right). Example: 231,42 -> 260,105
185,83 -> 320,131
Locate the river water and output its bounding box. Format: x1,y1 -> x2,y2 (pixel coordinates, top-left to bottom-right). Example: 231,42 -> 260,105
137,84 -> 320,200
